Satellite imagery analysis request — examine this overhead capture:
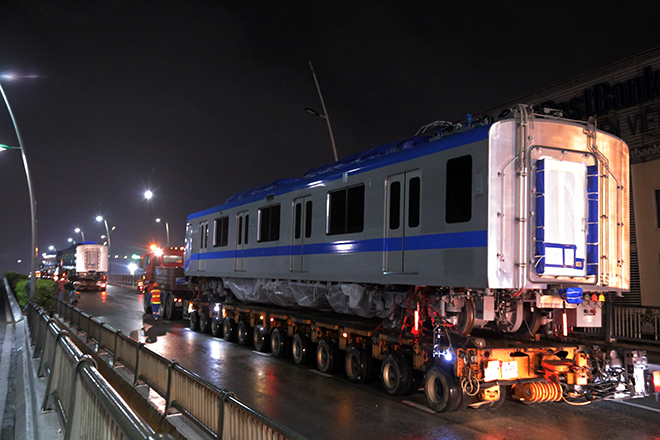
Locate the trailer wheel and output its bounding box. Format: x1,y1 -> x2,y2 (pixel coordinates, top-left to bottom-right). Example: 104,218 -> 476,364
163,294 -> 176,320
345,346 -> 370,383
223,317 -> 236,342
237,321 -> 253,347
424,366 -> 462,412
253,325 -> 270,352
199,311 -> 211,334
270,328 -> 289,357
512,304 -> 542,338
292,334 -> 312,365
380,354 -> 412,396
316,340 -> 339,374
211,317 -> 223,338
189,310 -> 199,331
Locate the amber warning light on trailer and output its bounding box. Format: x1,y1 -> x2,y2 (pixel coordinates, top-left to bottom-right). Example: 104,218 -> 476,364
653,370 -> 660,394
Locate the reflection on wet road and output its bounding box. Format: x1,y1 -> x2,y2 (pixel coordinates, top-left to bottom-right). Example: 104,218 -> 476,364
74,285 -> 660,440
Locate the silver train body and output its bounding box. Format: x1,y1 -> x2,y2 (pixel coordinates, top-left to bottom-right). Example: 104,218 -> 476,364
184,106 -> 629,334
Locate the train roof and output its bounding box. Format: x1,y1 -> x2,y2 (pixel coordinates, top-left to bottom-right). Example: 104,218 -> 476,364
188,122 -> 492,221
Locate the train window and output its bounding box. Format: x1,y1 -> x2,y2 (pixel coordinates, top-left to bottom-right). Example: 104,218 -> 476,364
305,201 -> 313,238
389,181 -> 401,230
238,216 -> 243,245
445,155 -> 472,223
295,203 -> 302,239
327,184 -> 365,235
213,217 -> 229,247
258,205 -> 281,242
408,177 -> 421,228
199,222 -> 209,249
245,214 -> 249,244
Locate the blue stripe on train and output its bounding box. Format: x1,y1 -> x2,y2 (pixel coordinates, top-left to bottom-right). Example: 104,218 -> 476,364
189,230 -> 487,261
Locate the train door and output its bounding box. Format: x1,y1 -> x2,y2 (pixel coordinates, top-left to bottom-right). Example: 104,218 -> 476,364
198,221 -> 208,271
534,158 -> 591,278
384,170 -> 421,273
291,196 -> 312,272
235,211 -> 249,271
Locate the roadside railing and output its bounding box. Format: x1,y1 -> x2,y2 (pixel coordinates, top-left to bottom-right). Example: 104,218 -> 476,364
51,299 -> 308,440
108,274 -> 140,286
26,302 -> 171,440
574,303 -> 660,345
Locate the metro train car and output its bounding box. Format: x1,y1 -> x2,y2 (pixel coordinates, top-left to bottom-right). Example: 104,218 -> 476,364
184,104 -> 629,337
58,242 -> 109,291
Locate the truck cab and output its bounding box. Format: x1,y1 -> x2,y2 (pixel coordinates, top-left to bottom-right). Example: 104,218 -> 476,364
139,246 -> 190,319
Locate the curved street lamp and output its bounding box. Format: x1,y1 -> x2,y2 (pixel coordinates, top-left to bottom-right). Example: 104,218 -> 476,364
74,227 -> 85,242
145,190 -> 169,247
96,215 -> 112,258
0,77 -> 37,297
307,61 -> 338,162
156,218 -> 170,247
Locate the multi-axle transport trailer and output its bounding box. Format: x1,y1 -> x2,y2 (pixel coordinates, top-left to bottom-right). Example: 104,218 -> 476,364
181,106 -> 658,410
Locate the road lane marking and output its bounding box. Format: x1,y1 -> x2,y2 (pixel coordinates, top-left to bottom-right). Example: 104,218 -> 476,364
612,399 -> 660,413
402,400 -> 436,414
308,369 -> 333,378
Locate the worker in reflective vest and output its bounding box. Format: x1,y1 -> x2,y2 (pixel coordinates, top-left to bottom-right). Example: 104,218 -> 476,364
150,283 -> 162,320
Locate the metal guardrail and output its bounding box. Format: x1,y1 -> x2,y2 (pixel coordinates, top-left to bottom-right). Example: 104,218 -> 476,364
52,299 -> 308,440
26,302 -> 170,440
572,303 -> 660,346
108,274 -> 140,286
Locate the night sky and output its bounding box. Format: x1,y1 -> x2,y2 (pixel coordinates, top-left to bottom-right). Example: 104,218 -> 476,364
1,0 -> 659,274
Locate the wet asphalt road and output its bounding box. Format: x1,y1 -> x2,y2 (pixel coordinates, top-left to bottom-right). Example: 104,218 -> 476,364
73,285 -> 660,440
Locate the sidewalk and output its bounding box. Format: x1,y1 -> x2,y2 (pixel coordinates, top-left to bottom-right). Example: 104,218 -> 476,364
0,284 -> 61,440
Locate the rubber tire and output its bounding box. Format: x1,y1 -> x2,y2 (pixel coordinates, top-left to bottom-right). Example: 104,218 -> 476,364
199,311 -> 211,333
345,346 -> 370,383
424,366 -> 463,412
292,334 -> 312,365
211,317 -> 223,337
189,310 -> 199,331
237,321 -> 253,347
380,354 -> 412,396
253,325 -> 270,352
316,340 -> 339,374
223,317 -> 236,342
270,328 -> 289,357
164,294 -> 176,320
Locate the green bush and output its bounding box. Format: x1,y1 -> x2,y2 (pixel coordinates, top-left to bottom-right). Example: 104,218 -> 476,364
14,277 -> 57,310
4,271 -> 28,291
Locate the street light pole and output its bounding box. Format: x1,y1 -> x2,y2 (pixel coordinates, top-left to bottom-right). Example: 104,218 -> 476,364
0,81 -> 37,298
156,218 -> 170,247
308,61 -> 338,162
96,216 -> 111,258
75,227 -> 85,242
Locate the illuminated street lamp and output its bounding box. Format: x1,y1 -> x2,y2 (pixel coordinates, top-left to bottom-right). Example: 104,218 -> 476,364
96,215 -> 112,258
0,77 -> 37,297
74,227 -> 85,242
144,190 -> 169,247
156,218 -> 170,247
68,237 -> 75,244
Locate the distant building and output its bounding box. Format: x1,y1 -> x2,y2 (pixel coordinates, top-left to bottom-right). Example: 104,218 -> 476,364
477,46 -> 660,307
